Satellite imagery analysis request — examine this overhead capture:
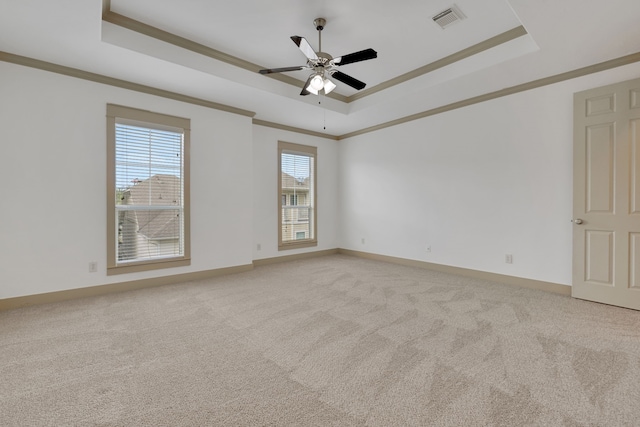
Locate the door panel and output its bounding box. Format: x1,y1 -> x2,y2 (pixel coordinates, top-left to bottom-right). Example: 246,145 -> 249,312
631,233 -> 640,289
573,77 -> 640,310
585,230 -> 614,285
586,93 -> 616,116
585,123 -> 615,213
631,89 -> 640,110
632,120 -> 640,214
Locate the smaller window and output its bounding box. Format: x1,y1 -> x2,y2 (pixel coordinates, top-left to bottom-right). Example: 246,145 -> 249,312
278,141 -> 317,250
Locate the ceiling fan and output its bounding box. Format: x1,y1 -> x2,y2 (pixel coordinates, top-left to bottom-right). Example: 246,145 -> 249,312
258,18 -> 377,96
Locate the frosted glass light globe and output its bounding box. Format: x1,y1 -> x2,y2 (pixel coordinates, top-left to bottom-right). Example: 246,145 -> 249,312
310,74 -> 324,90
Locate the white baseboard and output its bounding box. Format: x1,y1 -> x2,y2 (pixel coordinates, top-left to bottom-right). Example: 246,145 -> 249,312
338,248 -> 571,296
0,247 -> 570,311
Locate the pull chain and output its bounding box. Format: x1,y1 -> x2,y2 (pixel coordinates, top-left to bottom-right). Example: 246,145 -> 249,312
319,92 -> 326,130
323,102 -> 326,130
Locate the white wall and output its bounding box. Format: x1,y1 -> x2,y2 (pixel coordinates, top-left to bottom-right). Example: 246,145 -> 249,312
2,58 -> 639,299
252,125 -> 339,260
0,62 -> 253,299
338,63 -> 640,286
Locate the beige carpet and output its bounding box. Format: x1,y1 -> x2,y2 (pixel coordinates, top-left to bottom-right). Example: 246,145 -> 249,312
2,254 -> 640,426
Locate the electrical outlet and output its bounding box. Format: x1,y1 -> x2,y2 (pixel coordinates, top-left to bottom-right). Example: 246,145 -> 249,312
361,238 -> 365,244
257,243 -> 261,251
505,254 -> 513,264
88,261 -> 98,273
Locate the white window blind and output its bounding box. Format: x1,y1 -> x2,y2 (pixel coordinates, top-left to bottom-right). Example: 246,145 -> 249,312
115,122 -> 184,263
279,141 -> 316,249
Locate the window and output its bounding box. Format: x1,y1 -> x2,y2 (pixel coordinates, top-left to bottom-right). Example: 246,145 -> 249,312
278,141 -> 317,250
107,104 -> 190,275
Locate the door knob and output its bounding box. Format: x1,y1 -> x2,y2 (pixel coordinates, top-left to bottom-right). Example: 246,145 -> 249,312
572,218 -> 583,225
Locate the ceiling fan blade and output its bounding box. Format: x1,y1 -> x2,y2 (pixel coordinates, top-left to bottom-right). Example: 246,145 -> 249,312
333,48 -> 377,66
331,71 -> 367,90
291,36 -> 318,61
259,66 -> 305,74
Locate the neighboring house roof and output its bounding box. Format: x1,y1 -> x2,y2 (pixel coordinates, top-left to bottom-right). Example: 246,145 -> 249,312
127,174 -> 181,240
281,172 -> 309,191
135,210 -> 180,240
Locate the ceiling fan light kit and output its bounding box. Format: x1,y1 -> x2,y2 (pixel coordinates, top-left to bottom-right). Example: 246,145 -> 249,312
258,18 -> 377,96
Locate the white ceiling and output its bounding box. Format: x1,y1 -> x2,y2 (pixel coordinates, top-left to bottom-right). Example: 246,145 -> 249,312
1,0 -> 640,137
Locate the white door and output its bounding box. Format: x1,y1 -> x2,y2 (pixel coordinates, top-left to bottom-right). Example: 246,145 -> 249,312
572,77 -> 640,310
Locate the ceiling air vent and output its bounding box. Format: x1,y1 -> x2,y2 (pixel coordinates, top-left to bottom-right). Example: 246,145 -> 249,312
432,5 -> 466,29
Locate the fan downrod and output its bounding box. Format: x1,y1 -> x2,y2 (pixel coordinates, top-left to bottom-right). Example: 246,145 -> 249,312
314,18 -> 326,53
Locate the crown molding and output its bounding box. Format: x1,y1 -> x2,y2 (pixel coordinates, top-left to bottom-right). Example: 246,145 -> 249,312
350,26 -> 528,102
4,47 -> 640,141
0,51 -> 256,118
252,119 -> 339,140
338,50 -> 640,139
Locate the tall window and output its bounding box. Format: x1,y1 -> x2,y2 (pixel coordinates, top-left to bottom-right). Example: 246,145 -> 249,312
278,141 -> 317,250
107,104 -> 190,275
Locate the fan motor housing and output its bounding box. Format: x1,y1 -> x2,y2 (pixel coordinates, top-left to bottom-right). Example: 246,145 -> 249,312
316,52 -> 333,65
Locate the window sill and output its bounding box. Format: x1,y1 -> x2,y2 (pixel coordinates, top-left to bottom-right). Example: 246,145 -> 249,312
107,257 -> 191,275
278,240 -> 318,251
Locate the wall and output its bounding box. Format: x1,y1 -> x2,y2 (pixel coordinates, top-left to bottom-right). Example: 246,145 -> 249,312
338,63 -> 640,286
2,57 -> 639,299
0,62 -> 253,299
252,125 -> 339,260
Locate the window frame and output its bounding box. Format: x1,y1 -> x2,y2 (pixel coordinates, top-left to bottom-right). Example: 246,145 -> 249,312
278,141 -> 317,251
106,104 -> 191,275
